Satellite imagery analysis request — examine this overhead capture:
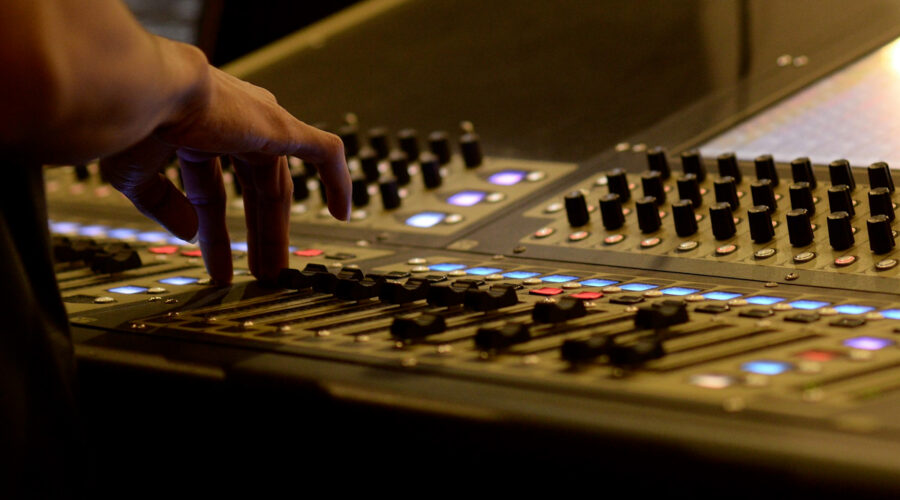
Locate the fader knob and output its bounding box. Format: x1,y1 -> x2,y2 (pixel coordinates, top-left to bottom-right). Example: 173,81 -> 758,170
420,153 -> 442,189
460,133 -> 483,168
671,200 -> 698,237
680,150 -> 706,182
641,170 -> 665,205
786,208 -> 814,247
789,182 -> 815,215
636,196 -> 661,233
428,131 -> 451,165
868,162 -> 895,193
747,206 -> 774,243
397,129 -> 420,164
647,147 -> 671,180
359,147 -> 380,182
389,150 -> 411,186
338,124 -> 360,158
606,168 -> 631,202
368,127 -> 390,159
599,193 -> 625,230
713,176 -> 739,211
676,174 -> 702,208
379,179 -> 401,210
351,177 -> 370,207
750,179 -> 776,213
868,187 -> 895,222
827,185 -> 854,216
565,191 -> 590,227
829,159 -> 855,191
291,173 -> 310,201
791,157 -> 816,189
827,211 -> 854,250
717,152 -> 742,184
709,202 -> 736,240
754,154 -> 779,186
867,215 -> 895,254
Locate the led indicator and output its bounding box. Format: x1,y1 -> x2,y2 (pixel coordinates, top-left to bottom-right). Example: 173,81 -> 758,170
467,267 -> 502,276
107,228 -> 138,240
689,373 -> 737,389
406,212 -> 446,228
230,241 -> 249,252
107,285 -> 149,295
50,221 -> 80,234
78,225 -> 107,237
137,231 -> 169,243
704,291 -> 742,301
880,309 -> 900,320
833,304 -> 875,315
542,275 -> 579,283
429,263 -> 467,272
447,191 -> 486,207
745,295 -> 784,305
580,279 -> 619,287
844,336 -> 895,351
294,249 -> 323,257
159,277 -> 199,286
662,287 -> 699,296
503,271 -> 540,279
620,283 -> 658,291
789,300 -> 830,310
488,170 -> 526,186
796,349 -> 841,362
741,360 -> 793,375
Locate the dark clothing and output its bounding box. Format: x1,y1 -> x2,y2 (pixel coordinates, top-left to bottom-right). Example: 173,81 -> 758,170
0,159 -> 82,499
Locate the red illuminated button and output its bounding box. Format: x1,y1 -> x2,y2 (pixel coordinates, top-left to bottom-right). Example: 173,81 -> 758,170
570,291 -> 603,300
604,234 -> 625,245
294,249 -> 324,257
181,249 -> 202,257
568,231 -> 589,242
534,227 -> 554,238
149,245 -> 178,255
834,255 -> 856,267
529,287 -> 563,296
796,349 -> 841,362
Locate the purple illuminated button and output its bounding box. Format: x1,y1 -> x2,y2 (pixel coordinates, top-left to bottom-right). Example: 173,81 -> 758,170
447,191 -> 486,207
488,170 -> 527,186
844,336 -> 895,351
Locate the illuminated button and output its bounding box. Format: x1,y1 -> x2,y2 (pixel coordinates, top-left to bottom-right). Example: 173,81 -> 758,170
50,221 -> 80,234
544,202 -> 564,213
485,274 -> 504,281
530,287 -> 563,296
662,287 -> 699,296
741,360 -> 792,375
534,227 -> 555,238
542,275 -> 579,283
411,266 -> 429,273
467,267 -> 503,276
147,287 -> 167,294
570,291 -> 602,300
562,282 -> 581,289
880,309 -> 900,319
503,271 -> 540,279
796,349 -> 841,362
230,241 -> 249,252
677,241 -> 699,252
601,286 -> 621,293
445,214 -> 464,224
181,249 -> 202,257
689,373 -> 737,389
754,248 -> 776,259
522,278 -> 542,285
486,192 -> 506,203
294,249 -> 324,257
581,279 -> 618,287
603,234 -> 625,245
703,291 -> 741,301
772,303 -> 793,311
159,276 -> 199,286
643,290 -> 663,298
685,294 -> 705,302
716,244 -> 737,255
620,283 -> 657,291
138,231 -> 169,243
108,286 -> 149,295
488,170 -> 526,186
449,270 -> 467,277
844,336 -> 894,350
727,299 -> 748,307
93,296 -> 116,304
640,237 -> 661,248
793,251 -> 816,263
526,171 -> 546,182
834,255 -> 856,267
876,259 -> 898,270
834,304 -> 875,315
447,191 -> 486,207
746,295 -> 783,305
78,225 -> 107,237
789,300 -> 829,310
429,263 -> 465,272
595,176 -> 608,186
149,245 -> 178,255
406,212 -> 446,228
107,228 -> 138,240
569,231 -> 590,242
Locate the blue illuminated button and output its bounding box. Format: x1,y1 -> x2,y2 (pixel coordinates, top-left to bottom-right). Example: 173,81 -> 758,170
429,263 -> 467,272
230,241 -> 249,252
168,236 -> 193,245
844,336 -> 895,350
78,225 -> 107,237
467,267 -> 502,276
580,279 -> 619,287
159,277 -> 199,286
50,221 -> 80,234
542,275 -> 579,283
503,271 -> 540,279
107,286 -> 149,295
620,283 -> 658,291
406,212 -> 446,228
662,287 -> 699,296
745,295 -> 784,305
833,304 -> 875,315
741,360 -> 793,375
789,300 -> 830,310
488,170 -> 526,186
137,231 -> 169,243
447,191 -> 486,207
880,309 -> 900,320
107,228 -> 138,240
704,291 -> 742,301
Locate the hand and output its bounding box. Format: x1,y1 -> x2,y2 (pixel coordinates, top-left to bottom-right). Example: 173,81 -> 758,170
99,65 -> 351,285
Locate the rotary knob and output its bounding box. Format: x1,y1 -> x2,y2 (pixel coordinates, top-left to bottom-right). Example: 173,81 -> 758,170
359,147 -> 380,183
368,126 -> 390,159
291,173 -> 310,201
599,193 -> 625,230
606,168 -> 631,202
786,208 -> 814,247
827,185 -> 854,216
636,196 -> 661,233
747,206 -> 775,243
754,154 -> 779,186
867,214 -> 895,254
671,200 -> 698,236
827,211 -> 854,250
789,182 -> 815,215
717,152 -> 742,184
868,187 -> 895,222
641,170 -> 666,205
680,150 -> 706,182
389,150 -> 411,186
338,124 -> 360,158
647,147 -> 671,179
709,202 -> 736,240
379,178 -> 401,210
750,179 -> 776,214
351,177 -> 370,207
428,131 -> 451,165
868,162 -> 895,193
460,132 -> 483,168
790,157 -> 816,189
397,128 -> 420,164
420,153 -> 442,189
713,176 -> 739,211
677,174 -> 702,208
565,191 -> 590,227
829,159 -> 855,191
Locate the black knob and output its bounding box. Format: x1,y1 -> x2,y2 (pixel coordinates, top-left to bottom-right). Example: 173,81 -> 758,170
786,208 -> 814,247
380,278 -> 430,304
90,248 -> 142,274
397,129 -> 420,164
428,131 -> 451,165
827,185 -> 854,216
359,147 -> 380,183
868,162 -> 895,193
717,152 -> 742,184
351,177 -> 369,207
636,196 -> 661,233
389,150 -> 411,186
713,176 -> 739,211
565,191 -> 590,227
634,301 -> 689,329
868,187 -> 895,222
291,173 -> 310,201
867,214 -> 895,254
827,211 -> 854,250
334,277 -> 382,301
460,133 -> 483,168
599,193 -> 625,230
464,286 -> 519,312
368,126 -> 390,159
74,164 -> 90,182
420,153 -> 442,189
608,337 -> 665,365
391,313 -> 447,340
532,297 -> 587,323
677,174 -> 702,208
829,159 -> 855,191
748,206 -> 775,243
379,179 -> 401,210
641,170 -> 665,205
561,335 -> 613,363
426,281 -> 473,307
789,182 -> 815,215
338,124 -> 360,158
790,157 -> 816,189
606,168 -> 631,202
680,150 -> 706,182
754,154 -> 779,186
474,323 -> 530,350
647,147 -> 671,180
671,200 -> 698,236
709,202 -> 736,240
750,179 -> 776,213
